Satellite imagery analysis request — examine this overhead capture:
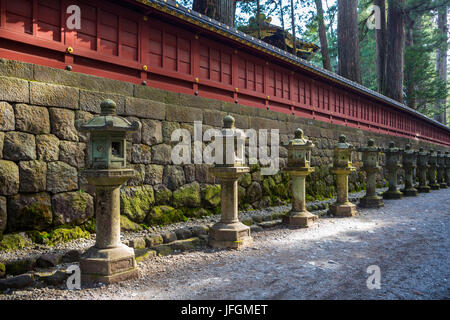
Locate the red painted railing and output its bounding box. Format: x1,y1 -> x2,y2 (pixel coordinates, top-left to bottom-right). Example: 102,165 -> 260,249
0,0 -> 449,147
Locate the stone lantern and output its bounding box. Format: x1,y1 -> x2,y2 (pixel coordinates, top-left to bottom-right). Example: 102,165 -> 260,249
437,151 -> 447,188
328,135 -> 357,217
417,148 -> 430,193
77,99 -> 140,283
358,139 -> 384,208
283,128 -> 317,227
446,151 -> 450,186
382,142 -> 403,199
208,115 -> 252,249
401,144 -> 418,196
428,150 -> 440,190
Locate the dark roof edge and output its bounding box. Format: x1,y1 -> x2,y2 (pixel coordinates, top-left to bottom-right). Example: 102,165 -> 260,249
134,0 -> 449,133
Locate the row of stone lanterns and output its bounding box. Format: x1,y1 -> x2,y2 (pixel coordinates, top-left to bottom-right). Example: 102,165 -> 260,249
76,100 -> 449,284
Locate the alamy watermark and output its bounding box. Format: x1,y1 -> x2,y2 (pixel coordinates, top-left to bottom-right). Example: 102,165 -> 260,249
66,5 -> 81,30
367,5 -> 382,30
366,265 -> 381,290
170,121 -> 280,175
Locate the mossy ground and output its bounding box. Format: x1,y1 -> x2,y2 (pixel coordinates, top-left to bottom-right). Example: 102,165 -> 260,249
26,226 -> 90,246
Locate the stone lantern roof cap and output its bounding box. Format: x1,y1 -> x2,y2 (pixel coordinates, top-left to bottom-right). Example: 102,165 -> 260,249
287,128 -> 314,147
403,144 -> 416,155
358,139 -> 380,152
77,99 -> 140,132
384,141 -> 401,153
334,134 -> 353,150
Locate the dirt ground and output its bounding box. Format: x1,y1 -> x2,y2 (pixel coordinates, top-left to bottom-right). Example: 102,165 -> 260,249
2,188 -> 449,300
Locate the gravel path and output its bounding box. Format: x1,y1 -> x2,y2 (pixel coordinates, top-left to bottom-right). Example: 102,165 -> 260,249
2,188 -> 449,300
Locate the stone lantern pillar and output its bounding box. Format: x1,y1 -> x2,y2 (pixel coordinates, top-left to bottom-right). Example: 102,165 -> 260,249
446,151 -> 450,186
283,128 -> 317,227
77,99 -> 140,283
358,139 -> 384,208
437,151 -> 447,188
428,150 -> 440,190
382,142 -> 403,199
417,148 -> 430,193
208,115 -> 252,249
328,135 -> 357,217
401,144 -> 418,196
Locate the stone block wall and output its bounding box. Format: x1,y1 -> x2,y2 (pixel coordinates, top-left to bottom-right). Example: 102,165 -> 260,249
0,58 -> 446,236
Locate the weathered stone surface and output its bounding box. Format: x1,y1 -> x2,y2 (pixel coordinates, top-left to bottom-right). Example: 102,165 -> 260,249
161,231 -> 177,243
36,134 -> 60,161
134,85 -> 179,104
162,121 -> 181,143
0,58 -> 33,79
120,215 -> 143,232
7,193 -> 52,231
61,249 -> 82,263
153,184 -> 173,205
125,116 -> 142,144
175,227 -> 193,240
15,104 -> 50,134
247,182 -> 263,203
0,196 -> 6,234
145,234 -> 163,247
239,173 -> 252,188
203,110 -> 227,127
49,108 -> 78,141
0,77 -> 29,103
79,90 -> 125,114
47,161 -> 78,194
3,132 -> 36,161
52,191 -> 94,226
152,143 -> 172,165
75,111 -> 94,143
59,141 -> 86,168
134,248 -> 157,263
163,165 -> 186,190
127,164 -> 146,186
145,164 -> 164,185
0,132 -> 3,158
166,104 -> 202,123
30,82 -> 79,109
125,97 -> 165,120
141,119 -> 162,146
173,182 -> 201,208
190,225 -> 208,237
131,144 -> 152,164
195,164 -> 215,184
0,160 -> 19,196
130,237 -> 146,249
0,102 -> 15,131
0,274 -> 34,290
36,253 -> 62,268
19,160 -> 47,193
184,164 -> 196,183
120,185 -> 155,223
201,184 -> 221,208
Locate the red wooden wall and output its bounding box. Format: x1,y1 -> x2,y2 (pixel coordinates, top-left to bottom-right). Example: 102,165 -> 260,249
0,0 -> 449,147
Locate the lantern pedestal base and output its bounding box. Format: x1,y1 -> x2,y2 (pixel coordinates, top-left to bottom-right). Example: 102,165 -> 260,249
80,244 -> 138,284
283,211 -> 318,228
439,183 -> 448,188
401,187 -> 418,196
430,184 -> 440,190
328,202 -> 357,217
208,222 -> 253,249
382,190 -> 403,199
358,195 -> 384,208
417,185 -> 431,193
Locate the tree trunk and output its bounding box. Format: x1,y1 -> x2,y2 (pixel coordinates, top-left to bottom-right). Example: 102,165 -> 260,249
337,0 -> 362,83
315,0 -> 331,71
193,0 -> 235,27
405,18 -> 416,109
434,6 -> 447,124
279,0 -> 287,51
374,0 -> 387,93
290,0 -> 296,56
256,0 -> 261,39
384,0 -> 405,103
